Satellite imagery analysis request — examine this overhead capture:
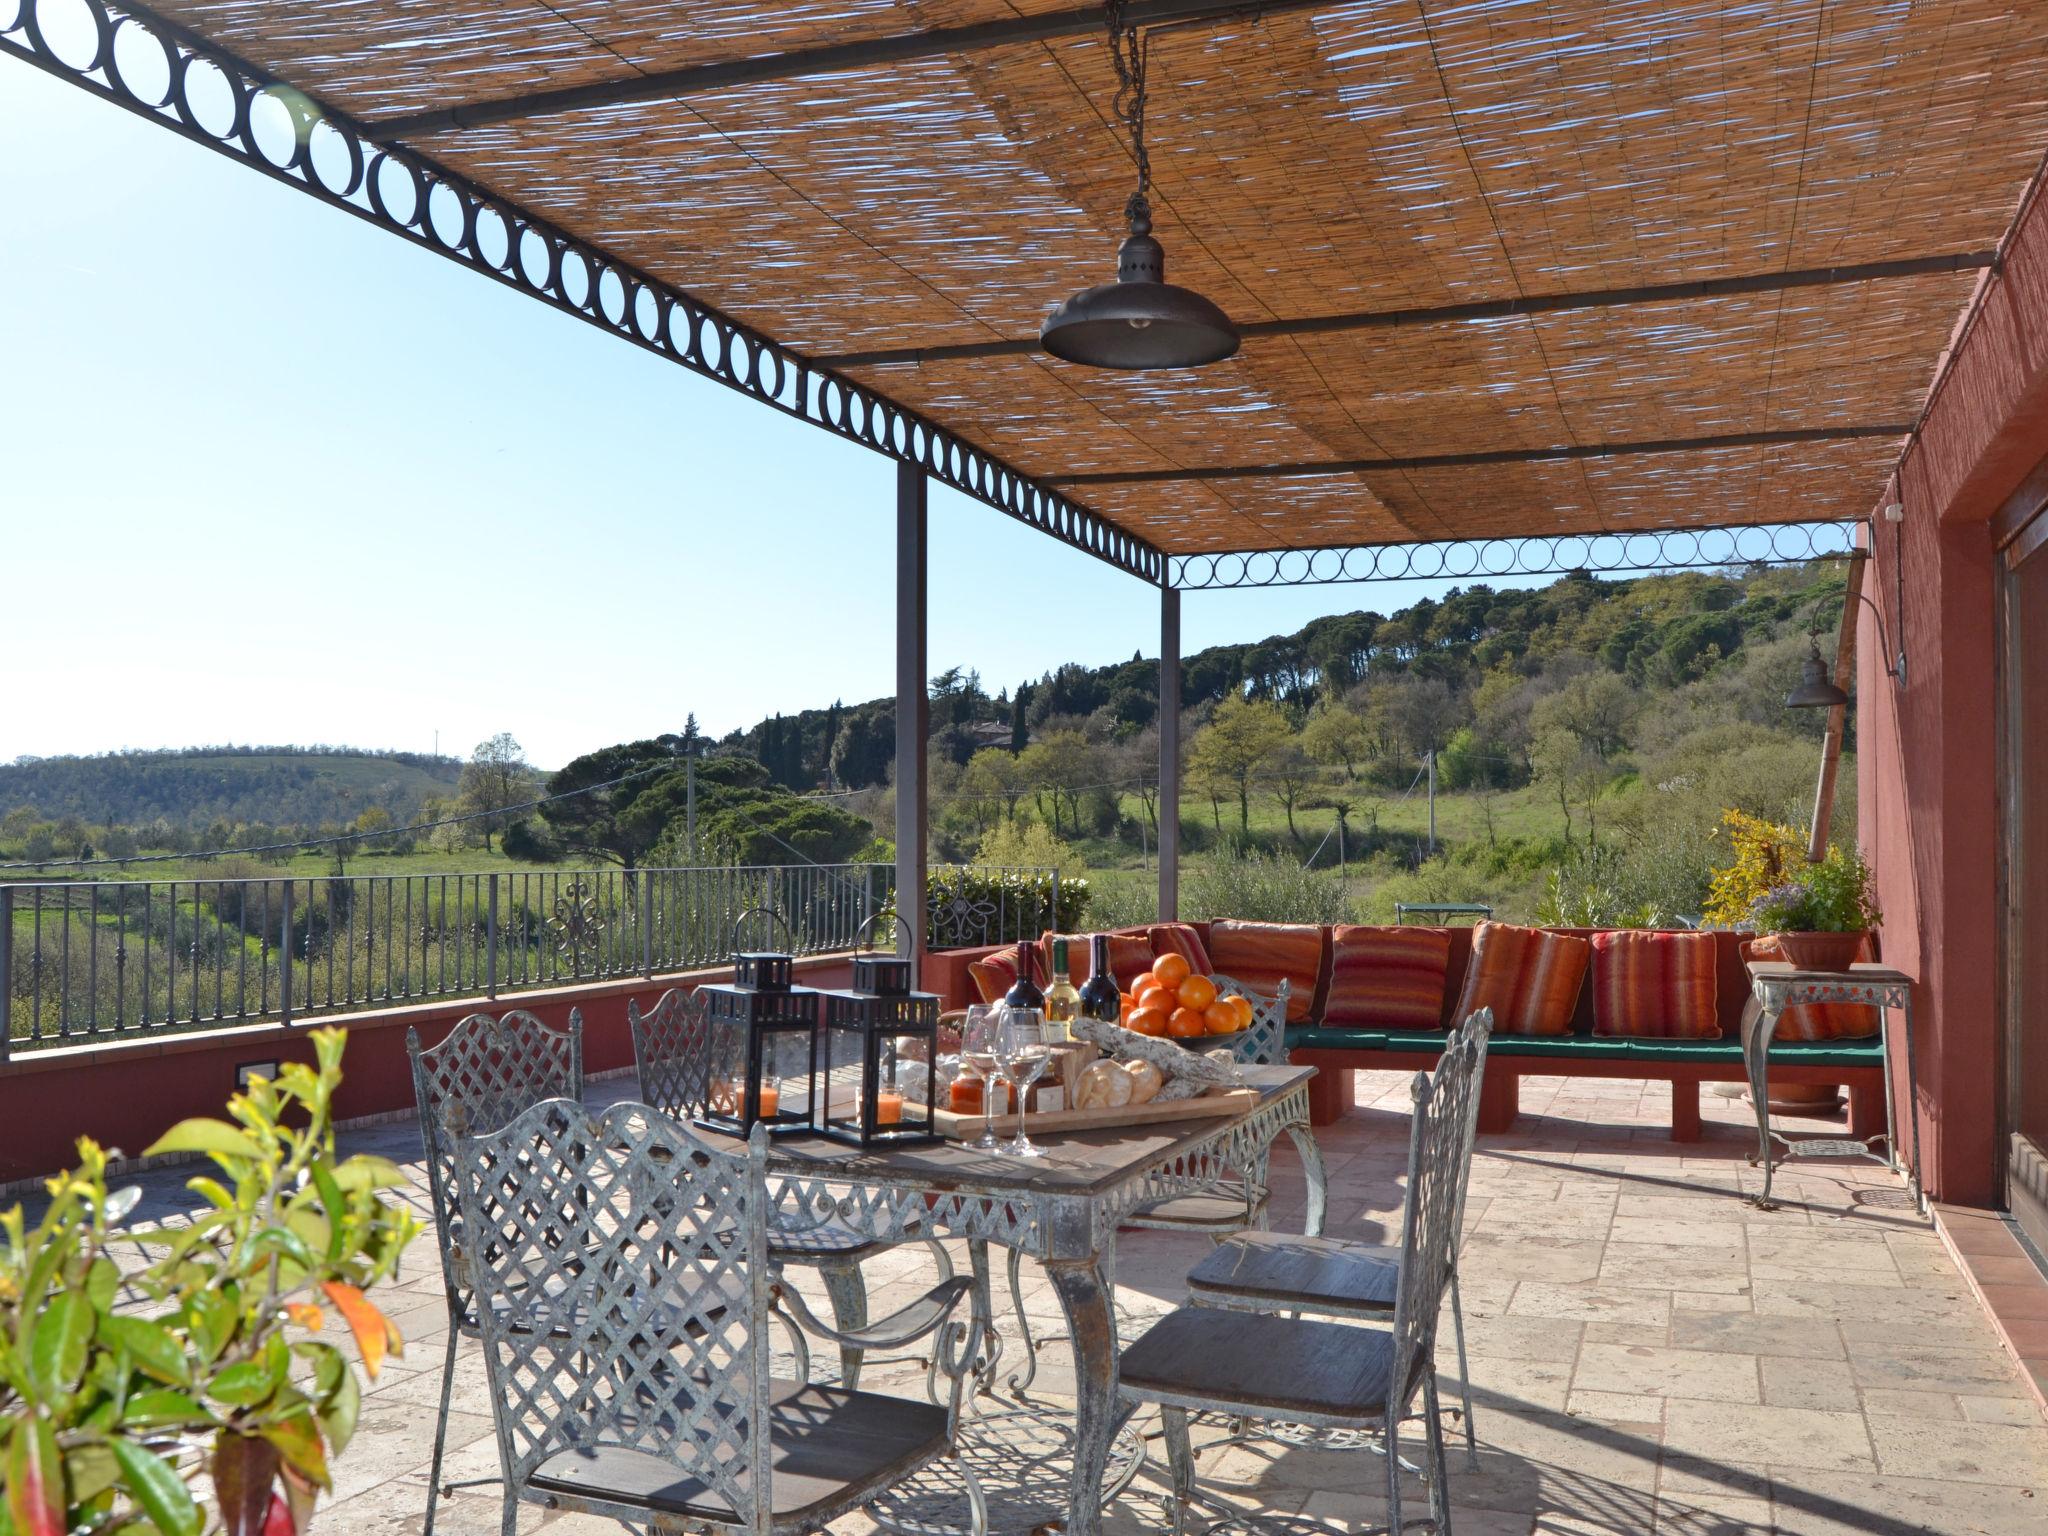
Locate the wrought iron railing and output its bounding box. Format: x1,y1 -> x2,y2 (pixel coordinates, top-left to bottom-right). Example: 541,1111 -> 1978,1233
0,862 -> 1064,1052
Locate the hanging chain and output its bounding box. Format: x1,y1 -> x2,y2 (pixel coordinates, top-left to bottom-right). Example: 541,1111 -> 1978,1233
1106,0 -> 1151,224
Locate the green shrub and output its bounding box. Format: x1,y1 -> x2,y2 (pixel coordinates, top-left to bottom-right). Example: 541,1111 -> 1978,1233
1183,850 -> 1349,925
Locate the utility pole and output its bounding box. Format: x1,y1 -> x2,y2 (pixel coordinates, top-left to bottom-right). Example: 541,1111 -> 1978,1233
1426,749 -> 1438,855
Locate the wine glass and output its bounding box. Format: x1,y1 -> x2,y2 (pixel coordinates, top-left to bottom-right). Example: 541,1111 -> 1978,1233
997,1007 -> 1052,1159
960,1005 -> 1004,1152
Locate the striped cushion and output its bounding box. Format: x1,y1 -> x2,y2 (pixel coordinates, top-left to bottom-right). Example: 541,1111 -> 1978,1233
1324,926 -> 1452,1031
966,951 -> 1020,1006
1741,936 -> 1881,1040
1452,922 -> 1590,1037
1590,931 -> 1721,1039
1036,932 -> 1153,990
1206,920 -> 1325,1024
1148,922 -> 1214,979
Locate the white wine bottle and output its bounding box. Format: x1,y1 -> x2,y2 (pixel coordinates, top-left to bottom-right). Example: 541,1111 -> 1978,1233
1042,937 -> 1080,1043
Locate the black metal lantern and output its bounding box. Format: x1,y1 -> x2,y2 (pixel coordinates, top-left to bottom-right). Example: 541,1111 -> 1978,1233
1039,4 -> 1238,371
817,955 -> 941,1147
692,953 -> 819,1137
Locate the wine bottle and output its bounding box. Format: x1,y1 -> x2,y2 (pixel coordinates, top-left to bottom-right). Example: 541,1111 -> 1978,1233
1078,934 -> 1121,1023
1043,937 -> 1080,1042
1003,939 -> 1045,1012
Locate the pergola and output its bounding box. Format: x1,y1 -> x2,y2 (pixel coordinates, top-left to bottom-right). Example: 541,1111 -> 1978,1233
12,0 -> 2047,964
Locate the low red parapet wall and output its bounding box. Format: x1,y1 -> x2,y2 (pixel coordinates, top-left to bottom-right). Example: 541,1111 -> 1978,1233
0,953 -> 858,1186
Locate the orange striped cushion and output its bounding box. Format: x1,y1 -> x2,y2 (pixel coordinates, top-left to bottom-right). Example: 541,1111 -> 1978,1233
1590,931 -> 1720,1038
967,951 -> 1019,1005
1325,926 -> 1452,1031
1453,922 -> 1590,1037
1741,936 -> 1881,1040
1206,920 -> 1325,1024
1148,922 -> 1214,979
1036,932 -> 1153,990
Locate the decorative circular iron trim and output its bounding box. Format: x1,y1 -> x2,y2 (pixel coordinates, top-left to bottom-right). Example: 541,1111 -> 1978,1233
1168,520 -> 1862,590
0,0 -> 1166,587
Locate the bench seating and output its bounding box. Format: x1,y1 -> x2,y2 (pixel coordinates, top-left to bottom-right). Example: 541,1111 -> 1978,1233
925,921 -> 1891,1143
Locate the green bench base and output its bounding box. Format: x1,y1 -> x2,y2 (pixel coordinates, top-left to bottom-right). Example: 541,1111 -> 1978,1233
1287,1028 -> 1887,1143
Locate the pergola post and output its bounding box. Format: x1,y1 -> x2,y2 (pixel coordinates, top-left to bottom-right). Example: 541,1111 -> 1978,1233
1158,584 -> 1181,921
895,462 -> 929,975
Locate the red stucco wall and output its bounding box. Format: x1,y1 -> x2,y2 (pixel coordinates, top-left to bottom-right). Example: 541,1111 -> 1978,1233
0,955 -> 856,1187
1859,178 -> 2048,1207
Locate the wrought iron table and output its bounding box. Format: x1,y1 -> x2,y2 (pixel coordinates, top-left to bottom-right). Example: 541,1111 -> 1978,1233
1743,961 -> 1920,1212
721,1064 -> 1326,1536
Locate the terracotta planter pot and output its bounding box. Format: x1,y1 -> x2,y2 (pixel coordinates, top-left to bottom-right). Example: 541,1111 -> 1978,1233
1774,930 -> 1868,973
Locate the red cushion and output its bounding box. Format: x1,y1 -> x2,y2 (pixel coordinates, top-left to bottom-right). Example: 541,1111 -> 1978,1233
1148,922 -> 1214,979
966,951 -> 1019,1005
1741,936 -> 1881,1039
1452,922 -> 1590,1037
1590,931 -> 1721,1038
1206,920 -> 1325,1024
1324,926 -> 1453,1031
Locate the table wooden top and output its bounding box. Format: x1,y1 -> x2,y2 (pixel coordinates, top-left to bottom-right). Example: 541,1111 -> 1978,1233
1745,960 -> 1914,986
725,1064 -> 1316,1200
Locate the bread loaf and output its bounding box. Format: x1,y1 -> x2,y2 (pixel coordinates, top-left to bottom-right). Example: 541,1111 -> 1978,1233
1074,1059 -> 1134,1110
1122,1060 -> 1165,1104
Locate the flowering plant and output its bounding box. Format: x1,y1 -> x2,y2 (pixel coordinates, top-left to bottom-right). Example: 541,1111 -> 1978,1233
1744,846 -> 1881,934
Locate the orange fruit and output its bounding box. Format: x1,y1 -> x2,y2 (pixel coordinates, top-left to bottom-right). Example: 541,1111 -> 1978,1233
1229,993 -> 1256,1029
1167,1006 -> 1207,1040
1204,1000 -> 1240,1035
1176,974 -> 1218,1012
1129,1005 -> 1169,1037
1152,952 -> 1192,990
1130,970 -> 1160,999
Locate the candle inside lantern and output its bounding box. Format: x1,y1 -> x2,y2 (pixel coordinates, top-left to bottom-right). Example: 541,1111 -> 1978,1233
757,1081 -> 781,1119
876,1089 -> 904,1125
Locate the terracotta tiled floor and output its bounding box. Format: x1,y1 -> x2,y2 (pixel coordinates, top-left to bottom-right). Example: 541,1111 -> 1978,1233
119,1069 -> 2048,1534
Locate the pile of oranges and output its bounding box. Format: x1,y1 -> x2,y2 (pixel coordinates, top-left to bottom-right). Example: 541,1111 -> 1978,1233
1120,951 -> 1254,1040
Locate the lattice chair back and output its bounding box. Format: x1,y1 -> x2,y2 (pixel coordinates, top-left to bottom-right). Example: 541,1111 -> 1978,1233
407,1009 -> 584,1320
630,988 -> 713,1119
1386,1026 -> 1482,1420
1448,1006 -> 1495,1241
450,1098 -> 775,1534
1210,974 -> 1291,1066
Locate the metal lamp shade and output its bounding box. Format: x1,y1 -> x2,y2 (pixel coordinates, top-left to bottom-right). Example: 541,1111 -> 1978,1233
1041,229 -> 1239,370
1785,648 -> 1850,710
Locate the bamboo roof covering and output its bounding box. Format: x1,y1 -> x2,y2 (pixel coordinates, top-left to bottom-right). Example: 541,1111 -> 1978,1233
138,0 -> 2048,558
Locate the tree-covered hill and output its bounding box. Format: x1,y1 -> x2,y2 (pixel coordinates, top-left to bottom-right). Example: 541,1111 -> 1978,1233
0,747 -> 462,835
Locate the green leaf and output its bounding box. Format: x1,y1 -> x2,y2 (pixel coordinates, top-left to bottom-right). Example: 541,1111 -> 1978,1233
100,1316 -> 190,1386
247,1228 -> 315,1271
85,1256 -> 120,1315
316,1361 -> 359,1458
207,1355 -> 284,1408
62,1443 -> 119,1505
143,1120 -> 260,1163
31,1291 -> 94,1395
329,1155 -> 408,1192
110,1437 -> 202,1536
5,1416 -> 66,1536
124,1389 -> 215,1428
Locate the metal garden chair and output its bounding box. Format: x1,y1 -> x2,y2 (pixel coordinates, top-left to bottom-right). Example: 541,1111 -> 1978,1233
1182,1006 -> 1495,1464
448,1096 -> 987,1536
1117,1022 -> 1485,1536
631,986 -> 950,1388
406,1007 -> 584,1536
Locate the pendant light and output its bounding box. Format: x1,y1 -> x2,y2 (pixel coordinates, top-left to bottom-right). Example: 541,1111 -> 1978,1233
1040,2 -> 1239,370
1783,635 -> 1850,710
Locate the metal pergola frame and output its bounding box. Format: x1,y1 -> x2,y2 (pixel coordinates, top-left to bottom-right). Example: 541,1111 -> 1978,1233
2,0 -> 1882,952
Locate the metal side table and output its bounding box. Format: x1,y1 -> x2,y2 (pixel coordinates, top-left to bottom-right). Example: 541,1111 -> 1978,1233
1744,960 -> 1920,1212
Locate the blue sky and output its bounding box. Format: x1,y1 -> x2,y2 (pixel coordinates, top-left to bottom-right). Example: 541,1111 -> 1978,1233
4,52 -> 1558,769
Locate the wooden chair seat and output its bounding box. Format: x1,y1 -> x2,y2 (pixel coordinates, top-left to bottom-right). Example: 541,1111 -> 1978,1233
1185,1230 -> 1400,1315
529,1379 -> 949,1524
1122,1187 -> 1268,1233
1119,1308 -> 1396,1423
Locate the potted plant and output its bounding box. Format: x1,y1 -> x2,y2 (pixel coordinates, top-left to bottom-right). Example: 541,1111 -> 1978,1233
0,1026 -> 419,1535
1747,844 -> 1882,973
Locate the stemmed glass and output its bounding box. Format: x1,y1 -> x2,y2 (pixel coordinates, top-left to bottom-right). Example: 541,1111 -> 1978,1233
996,1007 -> 1052,1160
960,1005 -> 1004,1152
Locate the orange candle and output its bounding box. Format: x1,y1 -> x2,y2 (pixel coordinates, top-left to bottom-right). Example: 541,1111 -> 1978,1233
757,1082 -> 780,1119
876,1090 -> 904,1126
949,1076 -> 984,1114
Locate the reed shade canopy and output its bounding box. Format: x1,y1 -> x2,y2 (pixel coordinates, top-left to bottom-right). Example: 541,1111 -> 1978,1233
126,0 -> 2048,560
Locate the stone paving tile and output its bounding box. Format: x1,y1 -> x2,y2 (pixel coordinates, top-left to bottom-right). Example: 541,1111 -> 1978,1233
285,1066 -> 2048,1532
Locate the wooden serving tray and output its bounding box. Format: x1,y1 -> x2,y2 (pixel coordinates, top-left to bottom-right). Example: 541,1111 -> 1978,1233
929,1086 -> 1258,1140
